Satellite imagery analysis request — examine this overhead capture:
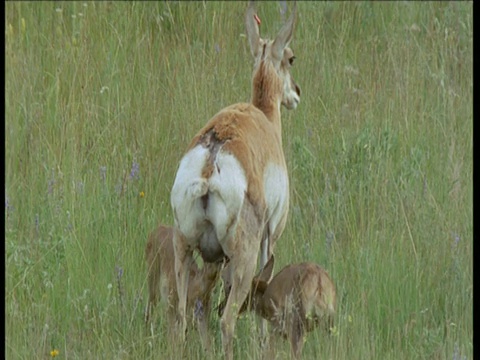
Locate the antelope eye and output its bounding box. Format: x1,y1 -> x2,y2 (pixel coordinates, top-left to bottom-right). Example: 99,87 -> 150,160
289,56 -> 296,65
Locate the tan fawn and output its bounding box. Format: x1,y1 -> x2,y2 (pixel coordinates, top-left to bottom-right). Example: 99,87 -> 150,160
238,256 -> 337,359
144,225 -> 219,350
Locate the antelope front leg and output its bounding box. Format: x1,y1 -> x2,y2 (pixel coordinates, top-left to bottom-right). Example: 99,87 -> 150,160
220,251 -> 258,360
173,229 -> 192,342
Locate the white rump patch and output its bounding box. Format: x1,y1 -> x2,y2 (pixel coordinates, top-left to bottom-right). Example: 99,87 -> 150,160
171,146 -> 210,242
207,152 -> 247,244
171,146 -> 247,251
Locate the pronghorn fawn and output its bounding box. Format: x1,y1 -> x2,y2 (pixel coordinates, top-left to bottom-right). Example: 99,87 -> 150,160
170,1 -> 300,359
144,225 -> 219,350
239,256 -> 337,359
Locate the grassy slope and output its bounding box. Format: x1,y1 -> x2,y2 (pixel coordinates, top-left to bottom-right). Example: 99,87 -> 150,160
5,2 -> 472,359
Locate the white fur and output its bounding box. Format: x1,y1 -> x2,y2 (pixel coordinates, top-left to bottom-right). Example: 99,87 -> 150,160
206,151 -> 247,247
263,163 -> 289,237
284,85 -> 300,110
171,146 -> 210,243
171,3 -> 299,357
171,146 -> 247,251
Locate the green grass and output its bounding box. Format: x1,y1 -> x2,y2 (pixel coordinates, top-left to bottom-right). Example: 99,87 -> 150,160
5,1 -> 472,359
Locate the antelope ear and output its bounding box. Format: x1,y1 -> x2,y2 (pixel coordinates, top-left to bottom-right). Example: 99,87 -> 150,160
252,279 -> 268,295
255,255 -> 275,283
272,0 -> 297,61
245,1 -> 261,58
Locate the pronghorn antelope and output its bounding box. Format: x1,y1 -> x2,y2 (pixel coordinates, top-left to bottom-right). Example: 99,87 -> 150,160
144,225 -> 219,350
170,1 -> 300,358
237,256 -> 337,359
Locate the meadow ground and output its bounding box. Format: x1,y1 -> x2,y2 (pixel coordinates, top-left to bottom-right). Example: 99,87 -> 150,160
5,2 -> 472,359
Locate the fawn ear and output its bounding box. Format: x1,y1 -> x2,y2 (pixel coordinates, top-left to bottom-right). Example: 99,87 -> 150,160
252,279 -> 268,295
255,255 -> 275,283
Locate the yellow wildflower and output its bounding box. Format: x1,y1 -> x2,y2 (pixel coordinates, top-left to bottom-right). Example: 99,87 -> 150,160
330,325 -> 339,337
139,191 -> 145,198
50,349 -> 59,357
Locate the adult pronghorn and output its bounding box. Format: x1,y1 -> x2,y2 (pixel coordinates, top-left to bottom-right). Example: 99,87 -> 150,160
170,1 -> 300,358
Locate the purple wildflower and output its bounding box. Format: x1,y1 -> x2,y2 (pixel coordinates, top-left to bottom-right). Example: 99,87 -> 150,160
66,211 -> 73,232
100,166 -> 107,183
115,182 -> 123,195
326,231 -> 334,254
452,343 -> 459,360
453,233 -> 460,247
452,342 -> 467,360
194,298 -> 205,319
5,192 -> 12,214
215,43 -> 221,54
48,177 -> 55,195
129,160 -> 140,181
115,265 -> 125,310
116,265 -> 124,279
279,0 -> 287,21
76,181 -> 84,194
303,242 -> 311,257
35,214 -> 40,234
451,232 -> 461,253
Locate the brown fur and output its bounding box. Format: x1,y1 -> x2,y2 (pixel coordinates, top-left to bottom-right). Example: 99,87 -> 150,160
172,3 -> 300,359
241,257 -> 337,359
186,101 -> 284,217
145,225 -> 219,348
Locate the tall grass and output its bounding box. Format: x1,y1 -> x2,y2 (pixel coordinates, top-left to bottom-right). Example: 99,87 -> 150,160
5,2 -> 472,359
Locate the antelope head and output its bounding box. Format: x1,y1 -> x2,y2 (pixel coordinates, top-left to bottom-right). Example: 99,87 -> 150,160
246,0 -> 301,111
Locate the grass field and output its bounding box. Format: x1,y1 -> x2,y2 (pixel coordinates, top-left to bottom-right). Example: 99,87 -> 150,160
5,1 -> 472,359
